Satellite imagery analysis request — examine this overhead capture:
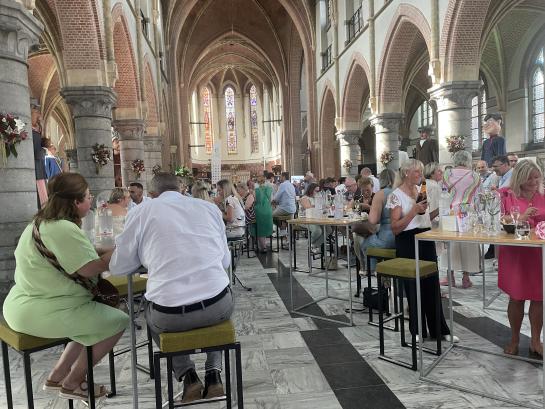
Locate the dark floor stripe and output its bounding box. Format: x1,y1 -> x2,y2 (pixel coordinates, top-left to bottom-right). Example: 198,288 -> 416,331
261,256 -> 405,409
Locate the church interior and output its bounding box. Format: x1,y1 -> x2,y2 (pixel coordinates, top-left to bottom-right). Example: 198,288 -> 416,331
1,0 -> 545,408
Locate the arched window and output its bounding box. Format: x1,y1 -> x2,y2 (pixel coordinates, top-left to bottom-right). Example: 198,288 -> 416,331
225,86 -> 237,154
201,87 -> 212,154
419,100 -> 433,128
471,75 -> 487,151
249,85 -> 259,153
530,47 -> 544,143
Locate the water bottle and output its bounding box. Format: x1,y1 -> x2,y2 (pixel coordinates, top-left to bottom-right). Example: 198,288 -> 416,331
81,209 -> 95,244
439,187 -> 451,217
96,204 -> 113,245
334,194 -> 344,219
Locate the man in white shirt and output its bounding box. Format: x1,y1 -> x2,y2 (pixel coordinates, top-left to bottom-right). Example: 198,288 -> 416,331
360,167 -> 380,193
127,182 -> 151,210
109,173 -> 233,403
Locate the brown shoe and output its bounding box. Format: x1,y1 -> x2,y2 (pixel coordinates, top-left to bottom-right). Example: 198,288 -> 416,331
203,370 -> 224,399
181,369 -> 203,403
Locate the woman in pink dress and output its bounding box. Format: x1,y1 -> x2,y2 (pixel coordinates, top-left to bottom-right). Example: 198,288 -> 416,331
499,160 -> 544,357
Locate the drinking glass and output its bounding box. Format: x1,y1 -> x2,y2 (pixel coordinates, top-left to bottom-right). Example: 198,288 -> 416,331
516,220 -> 531,240
510,205 -> 520,225
486,196 -> 501,235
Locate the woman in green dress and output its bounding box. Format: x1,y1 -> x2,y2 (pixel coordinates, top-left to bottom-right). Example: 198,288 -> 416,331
3,173 -> 129,401
254,175 -> 274,252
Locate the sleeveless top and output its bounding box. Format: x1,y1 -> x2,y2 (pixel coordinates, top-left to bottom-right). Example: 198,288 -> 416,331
242,193 -> 256,225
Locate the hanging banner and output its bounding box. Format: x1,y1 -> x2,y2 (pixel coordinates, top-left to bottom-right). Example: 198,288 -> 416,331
211,143 -> 222,184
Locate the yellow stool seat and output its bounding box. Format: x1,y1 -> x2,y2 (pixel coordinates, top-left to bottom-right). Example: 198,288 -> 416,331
106,275 -> 147,297
0,317 -> 65,352
158,320 -> 236,353
274,214 -> 293,221
367,247 -> 396,259
376,258 -> 437,279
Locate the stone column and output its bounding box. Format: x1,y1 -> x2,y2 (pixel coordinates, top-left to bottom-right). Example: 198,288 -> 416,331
61,87 -> 117,195
337,130 -> 361,177
0,0 -> 42,294
113,119 -> 146,188
144,136 -> 162,186
429,81 -> 480,163
370,113 -> 403,172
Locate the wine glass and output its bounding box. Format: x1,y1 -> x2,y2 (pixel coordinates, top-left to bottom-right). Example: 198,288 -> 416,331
516,220 -> 531,240
487,195 -> 501,235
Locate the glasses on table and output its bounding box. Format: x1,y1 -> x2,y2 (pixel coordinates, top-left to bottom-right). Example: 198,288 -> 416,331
516,220 -> 531,240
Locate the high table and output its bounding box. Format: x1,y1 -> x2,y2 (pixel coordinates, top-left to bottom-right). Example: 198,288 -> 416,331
287,216 -> 363,326
414,229 -> 544,408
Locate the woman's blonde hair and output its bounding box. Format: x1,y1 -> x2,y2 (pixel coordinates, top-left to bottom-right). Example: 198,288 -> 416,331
217,179 -> 241,200
509,159 -> 544,197
34,173 -> 88,227
192,180 -> 211,201
394,159 -> 424,188
108,187 -> 128,204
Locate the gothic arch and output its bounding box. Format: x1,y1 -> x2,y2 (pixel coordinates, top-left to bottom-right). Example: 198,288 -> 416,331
112,7 -> 140,113
319,86 -> 338,178
377,4 -> 432,114
341,53 -> 371,131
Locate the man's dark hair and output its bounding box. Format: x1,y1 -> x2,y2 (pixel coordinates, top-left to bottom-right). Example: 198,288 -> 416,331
338,177 -> 346,184
492,155 -> 509,165
484,113 -> 502,123
267,172 -> 274,179
281,171 -> 290,180
325,177 -> 336,185
129,182 -> 144,190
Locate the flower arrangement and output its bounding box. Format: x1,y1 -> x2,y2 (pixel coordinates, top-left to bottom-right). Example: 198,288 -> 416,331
380,151 -> 394,167
174,165 -> 192,177
343,159 -> 353,170
0,113 -> 28,166
446,135 -> 466,154
131,159 -> 145,179
152,164 -> 162,175
90,143 -> 111,174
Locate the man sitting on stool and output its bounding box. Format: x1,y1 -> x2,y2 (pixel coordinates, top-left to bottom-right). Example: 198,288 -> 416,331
109,172 -> 233,403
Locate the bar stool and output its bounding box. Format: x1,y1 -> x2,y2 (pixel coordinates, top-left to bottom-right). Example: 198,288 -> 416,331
375,258 -> 441,371
272,214 -> 293,251
0,317 -> 101,409
105,275 -> 153,394
151,319 -> 243,409
227,236 -> 252,291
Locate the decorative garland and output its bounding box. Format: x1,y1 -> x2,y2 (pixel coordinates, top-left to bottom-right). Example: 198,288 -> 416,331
90,143 -> 111,174
0,113 -> 28,167
379,151 -> 394,167
446,135 -> 466,155
343,159 -> 353,170
130,159 -> 145,179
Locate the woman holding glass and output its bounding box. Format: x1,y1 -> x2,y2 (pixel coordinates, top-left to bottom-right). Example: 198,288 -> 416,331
499,160 -> 545,357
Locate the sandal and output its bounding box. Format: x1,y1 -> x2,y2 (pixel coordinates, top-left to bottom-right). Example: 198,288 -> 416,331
59,381 -> 108,401
43,379 -> 64,392
529,346 -> 543,359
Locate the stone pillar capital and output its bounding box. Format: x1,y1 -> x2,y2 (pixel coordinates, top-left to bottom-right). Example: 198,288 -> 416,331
428,81 -> 481,112
112,119 -> 145,140
61,86 -> 117,119
336,130 -> 361,145
0,0 -> 42,63
370,113 -> 404,133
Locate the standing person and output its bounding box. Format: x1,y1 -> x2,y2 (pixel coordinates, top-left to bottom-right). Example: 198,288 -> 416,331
481,113 -> 506,167
492,155 -> 513,189
299,183 -> 328,252
387,159 -> 456,342
254,175 -> 274,252
423,162 -> 443,222
475,160 -> 498,191
3,173 -> 128,401
44,141 -> 64,180
498,160 -> 544,357
414,126 -> 438,166
128,182 -> 151,210
31,99 -> 48,207
272,172 -> 296,236
236,182 -> 256,239
507,152 -> 519,168
216,179 -> 246,238
109,173 -> 233,403
441,151 -> 481,288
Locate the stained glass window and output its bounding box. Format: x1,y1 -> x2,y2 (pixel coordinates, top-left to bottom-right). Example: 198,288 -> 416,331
419,100 -> 433,128
531,48 -> 544,143
225,87 -> 237,154
201,87 -> 212,154
471,75 -> 487,151
249,85 -> 259,153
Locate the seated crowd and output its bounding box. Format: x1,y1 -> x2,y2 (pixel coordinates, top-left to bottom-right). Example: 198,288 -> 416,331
2,148 -> 543,404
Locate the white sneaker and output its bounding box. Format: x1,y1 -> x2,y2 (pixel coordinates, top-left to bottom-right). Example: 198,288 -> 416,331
443,334 -> 460,343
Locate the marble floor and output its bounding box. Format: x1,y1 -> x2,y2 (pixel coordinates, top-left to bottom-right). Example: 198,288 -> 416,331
0,239 -> 543,408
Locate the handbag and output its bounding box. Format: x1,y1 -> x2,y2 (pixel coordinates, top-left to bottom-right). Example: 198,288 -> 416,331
351,221 -> 377,237
32,221 -> 120,307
